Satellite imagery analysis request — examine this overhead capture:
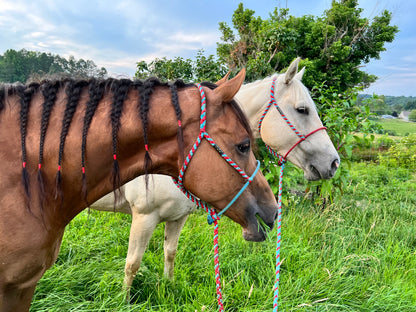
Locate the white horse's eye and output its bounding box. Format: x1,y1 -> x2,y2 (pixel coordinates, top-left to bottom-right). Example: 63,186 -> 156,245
296,107 -> 308,115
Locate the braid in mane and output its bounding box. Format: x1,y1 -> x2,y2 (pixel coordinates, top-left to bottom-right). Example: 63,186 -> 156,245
17,82 -> 39,206
137,77 -> 160,187
0,86 -> 5,113
81,79 -> 106,204
169,81 -> 185,166
109,78 -> 132,204
37,80 -> 60,205
55,79 -> 88,200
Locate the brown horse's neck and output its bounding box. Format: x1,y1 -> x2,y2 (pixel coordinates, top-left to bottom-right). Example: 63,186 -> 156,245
1,80 -> 200,228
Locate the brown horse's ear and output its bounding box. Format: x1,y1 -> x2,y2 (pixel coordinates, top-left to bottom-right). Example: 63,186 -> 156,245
213,68 -> 245,102
215,71 -> 231,86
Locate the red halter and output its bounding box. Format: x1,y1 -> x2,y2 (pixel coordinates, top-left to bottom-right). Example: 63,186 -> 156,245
258,77 -> 327,165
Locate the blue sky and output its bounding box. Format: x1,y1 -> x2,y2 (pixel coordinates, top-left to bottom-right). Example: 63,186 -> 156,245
0,0 -> 414,96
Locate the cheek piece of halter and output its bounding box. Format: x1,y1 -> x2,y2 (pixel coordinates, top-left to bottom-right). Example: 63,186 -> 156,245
258,77 -> 328,312
172,83 -> 261,312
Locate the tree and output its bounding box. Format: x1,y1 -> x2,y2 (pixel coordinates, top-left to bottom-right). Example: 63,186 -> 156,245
362,95 -> 392,115
135,50 -> 227,82
217,1 -> 398,92
409,110 -> 416,122
0,49 -> 107,83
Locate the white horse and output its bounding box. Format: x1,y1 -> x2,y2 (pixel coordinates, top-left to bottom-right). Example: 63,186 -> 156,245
92,58 -> 340,295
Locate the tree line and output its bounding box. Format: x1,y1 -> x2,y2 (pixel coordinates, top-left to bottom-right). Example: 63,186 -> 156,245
0,49 -> 107,83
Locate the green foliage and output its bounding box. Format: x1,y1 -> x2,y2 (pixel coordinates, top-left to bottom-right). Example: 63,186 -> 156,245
350,134 -> 395,162
0,49 -> 107,83
217,2 -> 398,91
135,50 -> 227,82
409,109 -> 416,122
135,56 -> 193,81
378,134 -> 416,169
360,94 -> 392,115
304,84 -> 380,204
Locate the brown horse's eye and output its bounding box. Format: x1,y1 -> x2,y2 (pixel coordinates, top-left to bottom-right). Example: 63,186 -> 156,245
237,140 -> 250,154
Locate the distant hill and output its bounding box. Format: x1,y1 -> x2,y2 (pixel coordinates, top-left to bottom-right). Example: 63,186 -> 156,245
358,94 -> 416,114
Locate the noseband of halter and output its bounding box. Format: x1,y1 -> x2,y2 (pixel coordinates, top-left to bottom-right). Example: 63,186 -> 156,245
258,76 -> 327,165
172,83 -> 261,225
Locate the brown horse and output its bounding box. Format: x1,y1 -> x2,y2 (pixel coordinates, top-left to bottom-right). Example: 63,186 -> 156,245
0,70 -> 278,311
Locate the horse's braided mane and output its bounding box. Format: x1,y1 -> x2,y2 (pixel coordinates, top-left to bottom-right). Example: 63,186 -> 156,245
17,82 -> 40,211
55,79 -> 90,201
137,78 -> 158,188
0,87 -> 5,113
109,78 -> 132,207
0,77 -> 251,211
37,80 -> 61,206
81,78 -> 106,204
169,81 -> 185,166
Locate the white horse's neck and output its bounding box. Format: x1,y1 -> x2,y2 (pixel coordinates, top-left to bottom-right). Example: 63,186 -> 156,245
235,75 -> 279,138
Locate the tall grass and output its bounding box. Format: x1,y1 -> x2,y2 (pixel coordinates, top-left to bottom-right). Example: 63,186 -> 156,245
31,162 -> 416,311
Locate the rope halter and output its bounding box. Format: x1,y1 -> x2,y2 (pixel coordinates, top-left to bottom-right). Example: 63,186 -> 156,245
172,83 -> 262,312
258,77 -> 327,165
172,83 -> 261,225
258,77 -> 328,312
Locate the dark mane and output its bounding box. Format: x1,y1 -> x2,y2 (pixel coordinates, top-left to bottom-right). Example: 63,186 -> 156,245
81,79 -> 106,204
0,77 -> 251,211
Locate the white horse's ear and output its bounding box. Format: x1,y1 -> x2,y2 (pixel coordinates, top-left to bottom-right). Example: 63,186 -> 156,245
295,66 -> 305,81
285,57 -> 301,84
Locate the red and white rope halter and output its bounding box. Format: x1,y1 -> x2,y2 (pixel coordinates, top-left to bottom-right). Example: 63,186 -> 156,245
172,83 -> 261,312
258,77 -> 327,311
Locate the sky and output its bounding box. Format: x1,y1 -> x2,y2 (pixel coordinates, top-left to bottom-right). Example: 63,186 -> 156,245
0,0 -> 414,96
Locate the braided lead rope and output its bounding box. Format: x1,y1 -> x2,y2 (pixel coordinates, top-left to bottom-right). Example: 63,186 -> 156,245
273,160 -> 285,312
172,83 -> 263,312
257,77 -> 329,312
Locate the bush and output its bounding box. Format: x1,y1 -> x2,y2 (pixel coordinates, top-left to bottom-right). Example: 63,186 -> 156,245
409,109 -> 416,122
378,134 -> 416,169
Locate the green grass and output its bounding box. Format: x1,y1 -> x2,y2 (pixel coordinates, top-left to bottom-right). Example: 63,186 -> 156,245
31,163 -> 416,312
376,119 -> 416,136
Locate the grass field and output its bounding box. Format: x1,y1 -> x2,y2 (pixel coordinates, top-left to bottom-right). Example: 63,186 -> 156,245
30,160 -> 416,312
376,118 -> 416,136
